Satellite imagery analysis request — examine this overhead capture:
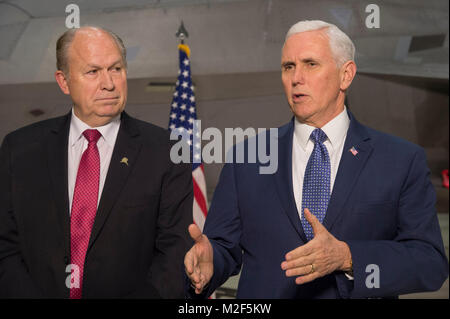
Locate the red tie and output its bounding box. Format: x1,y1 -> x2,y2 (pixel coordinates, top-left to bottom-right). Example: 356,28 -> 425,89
70,129 -> 101,299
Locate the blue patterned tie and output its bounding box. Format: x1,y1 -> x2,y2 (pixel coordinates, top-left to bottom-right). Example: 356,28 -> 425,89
301,128 -> 331,241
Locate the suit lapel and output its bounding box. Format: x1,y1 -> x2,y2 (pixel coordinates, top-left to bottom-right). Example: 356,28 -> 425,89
46,113 -> 72,256
87,112 -> 142,251
273,119 -> 307,242
323,111 -> 373,230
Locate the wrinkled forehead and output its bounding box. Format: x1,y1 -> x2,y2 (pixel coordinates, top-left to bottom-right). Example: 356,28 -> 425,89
68,29 -> 123,66
281,29 -> 332,60
72,28 -> 119,52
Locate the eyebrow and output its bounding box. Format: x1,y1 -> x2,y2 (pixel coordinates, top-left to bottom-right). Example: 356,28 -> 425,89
86,60 -> 123,69
301,58 -> 318,63
281,57 -> 318,67
281,61 -> 295,67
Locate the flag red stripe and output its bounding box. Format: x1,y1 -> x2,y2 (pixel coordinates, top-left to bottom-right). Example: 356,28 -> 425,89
193,177 -> 208,217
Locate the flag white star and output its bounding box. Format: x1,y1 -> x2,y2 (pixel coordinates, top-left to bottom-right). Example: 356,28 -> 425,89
182,70 -> 189,77
189,107 -> 195,113
169,124 -> 175,130
173,91 -> 178,97
188,117 -> 194,124
180,115 -> 185,121
172,102 -> 178,108
194,153 -> 200,160
195,142 -> 201,149
183,59 -> 189,66
170,113 -> 177,119
181,93 -> 188,100
191,85 -> 195,91
181,81 -> 188,88
187,140 -> 192,146
180,104 -> 186,110
189,96 -> 195,102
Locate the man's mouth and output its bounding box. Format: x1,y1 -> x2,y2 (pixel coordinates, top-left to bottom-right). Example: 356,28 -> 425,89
292,93 -> 307,101
96,97 -> 119,101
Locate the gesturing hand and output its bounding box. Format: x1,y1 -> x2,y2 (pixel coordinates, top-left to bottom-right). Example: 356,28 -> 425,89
184,224 -> 214,294
281,208 -> 352,285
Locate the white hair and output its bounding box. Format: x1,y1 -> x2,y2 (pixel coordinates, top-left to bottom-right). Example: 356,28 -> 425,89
284,20 -> 355,67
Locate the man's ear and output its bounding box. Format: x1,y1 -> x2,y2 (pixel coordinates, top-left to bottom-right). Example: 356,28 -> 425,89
55,70 -> 70,95
339,60 -> 357,91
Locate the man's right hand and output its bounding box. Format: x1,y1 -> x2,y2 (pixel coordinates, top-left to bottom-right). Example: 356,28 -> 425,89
184,224 -> 214,294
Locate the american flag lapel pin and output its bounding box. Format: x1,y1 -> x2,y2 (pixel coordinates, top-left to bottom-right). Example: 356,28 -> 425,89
349,146 -> 358,156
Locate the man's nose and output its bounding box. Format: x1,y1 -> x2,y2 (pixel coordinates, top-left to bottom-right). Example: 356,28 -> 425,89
292,67 -> 305,86
100,71 -> 115,90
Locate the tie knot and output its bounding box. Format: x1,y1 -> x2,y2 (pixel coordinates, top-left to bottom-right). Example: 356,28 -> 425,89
83,129 -> 101,144
310,128 -> 327,144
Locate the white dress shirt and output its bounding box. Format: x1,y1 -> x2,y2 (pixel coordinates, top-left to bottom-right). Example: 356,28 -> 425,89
292,107 -> 350,220
68,109 -> 121,213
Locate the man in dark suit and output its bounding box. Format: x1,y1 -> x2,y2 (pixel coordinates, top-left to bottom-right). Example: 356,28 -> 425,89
184,20 -> 448,298
0,26 -> 193,298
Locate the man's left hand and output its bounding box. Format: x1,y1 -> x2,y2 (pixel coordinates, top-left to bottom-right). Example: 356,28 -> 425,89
281,208 -> 352,285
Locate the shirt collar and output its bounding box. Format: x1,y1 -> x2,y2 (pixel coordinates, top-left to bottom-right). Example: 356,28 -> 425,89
294,106 -> 350,151
69,108 -> 121,147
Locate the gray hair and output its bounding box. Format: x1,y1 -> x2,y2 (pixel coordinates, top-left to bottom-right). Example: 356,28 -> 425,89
284,20 -> 355,67
56,26 -> 127,75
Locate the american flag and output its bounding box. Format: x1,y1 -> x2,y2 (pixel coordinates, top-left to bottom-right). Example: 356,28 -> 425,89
169,44 -> 208,231
349,146 -> 358,156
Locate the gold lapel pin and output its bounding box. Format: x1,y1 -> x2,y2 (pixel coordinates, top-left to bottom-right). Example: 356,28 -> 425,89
120,157 -> 129,166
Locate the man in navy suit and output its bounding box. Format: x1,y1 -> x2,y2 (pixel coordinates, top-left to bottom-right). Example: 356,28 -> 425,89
184,20 -> 448,298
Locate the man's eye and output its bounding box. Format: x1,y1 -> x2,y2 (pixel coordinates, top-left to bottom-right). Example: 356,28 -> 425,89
308,62 -> 317,67
283,64 -> 294,71
114,67 -> 121,72
87,69 -> 97,74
